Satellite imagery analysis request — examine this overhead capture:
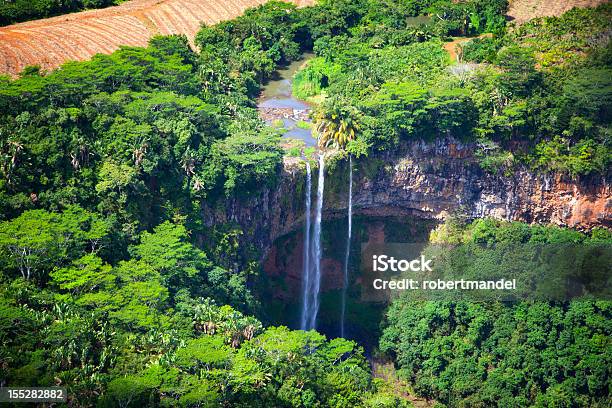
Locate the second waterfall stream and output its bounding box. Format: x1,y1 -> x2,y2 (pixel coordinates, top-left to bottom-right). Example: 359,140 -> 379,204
340,156 -> 352,338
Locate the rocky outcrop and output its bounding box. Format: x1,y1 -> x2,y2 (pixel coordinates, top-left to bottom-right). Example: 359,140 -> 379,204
201,138 -> 610,259
341,138 -> 610,230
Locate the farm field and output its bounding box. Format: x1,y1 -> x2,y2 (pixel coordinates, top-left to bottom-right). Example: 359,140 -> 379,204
0,0 -> 607,77
0,0 -> 313,76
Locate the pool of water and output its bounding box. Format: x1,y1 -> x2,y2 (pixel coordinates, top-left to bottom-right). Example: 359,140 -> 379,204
260,215 -> 438,348
406,15 -> 433,26
258,54 -> 317,147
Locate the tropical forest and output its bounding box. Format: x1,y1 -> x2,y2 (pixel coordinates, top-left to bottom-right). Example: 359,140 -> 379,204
0,0 -> 610,407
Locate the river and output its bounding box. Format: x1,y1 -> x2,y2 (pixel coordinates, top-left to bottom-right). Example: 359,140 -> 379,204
257,54 -> 317,147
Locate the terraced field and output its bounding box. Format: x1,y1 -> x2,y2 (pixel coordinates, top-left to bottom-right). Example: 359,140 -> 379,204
0,0 -> 313,77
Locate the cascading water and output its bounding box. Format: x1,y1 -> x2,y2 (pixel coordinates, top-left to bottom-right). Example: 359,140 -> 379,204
310,154 -> 325,329
300,162 -> 312,330
300,155 -> 325,330
340,156 -> 352,338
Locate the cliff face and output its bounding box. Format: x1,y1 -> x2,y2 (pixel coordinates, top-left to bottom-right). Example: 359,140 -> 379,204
201,138 -> 610,257
340,138 -> 610,229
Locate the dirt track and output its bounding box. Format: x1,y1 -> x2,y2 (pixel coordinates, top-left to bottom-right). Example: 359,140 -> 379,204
0,0 -> 313,77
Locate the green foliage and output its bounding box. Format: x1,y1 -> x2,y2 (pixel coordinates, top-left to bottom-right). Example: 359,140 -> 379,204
50,253 -> 113,295
0,1 -> 610,406
0,207 -> 390,405
496,45 -> 542,97
296,120 -> 312,130
346,138 -> 371,158
532,135 -> 610,176
382,299 -> 611,407
382,220 -> 612,407
506,4 -> 612,70
195,1 -> 305,98
200,129 -> 283,197
293,57 -> 342,99
131,222 -> 209,289
313,97 -> 361,149
0,206 -> 107,281
461,36 -> 499,63
290,2 -> 610,175
0,32 -> 285,235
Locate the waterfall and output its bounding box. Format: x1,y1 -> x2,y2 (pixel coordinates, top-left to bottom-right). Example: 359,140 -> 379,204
340,156 -> 352,338
301,155 -> 325,330
300,162 -> 312,330
310,154 -> 325,330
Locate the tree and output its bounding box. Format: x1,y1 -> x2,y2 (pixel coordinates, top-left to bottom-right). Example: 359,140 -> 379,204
495,46 -> 541,98
199,129 -> 283,197
50,253 -> 113,295
131,221 -> 209,291
314,98 -> 360,149
381,219 -> 612,407
110,280 -> 169,330
0,206 -> 107,281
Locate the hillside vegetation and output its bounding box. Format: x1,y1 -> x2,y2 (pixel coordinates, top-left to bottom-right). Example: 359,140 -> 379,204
0,1 -> 610,407
295,2 -> 611,175
381,219 -> 611,407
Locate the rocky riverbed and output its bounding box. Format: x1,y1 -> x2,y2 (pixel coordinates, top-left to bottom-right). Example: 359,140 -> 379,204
257,54 -> 317,147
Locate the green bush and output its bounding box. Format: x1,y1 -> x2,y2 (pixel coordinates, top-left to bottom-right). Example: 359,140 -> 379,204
461,36 -> 499,62
0,0 -> 118,26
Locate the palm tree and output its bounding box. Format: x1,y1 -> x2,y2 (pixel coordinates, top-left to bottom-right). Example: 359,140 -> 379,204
313,99 -> 360,149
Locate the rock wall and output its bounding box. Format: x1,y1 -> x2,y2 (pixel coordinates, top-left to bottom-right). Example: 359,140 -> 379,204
201,138 -> 610,258
342,138 -> 610,230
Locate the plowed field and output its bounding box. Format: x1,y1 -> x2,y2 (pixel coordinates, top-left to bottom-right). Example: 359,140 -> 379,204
0,0 -> 313,77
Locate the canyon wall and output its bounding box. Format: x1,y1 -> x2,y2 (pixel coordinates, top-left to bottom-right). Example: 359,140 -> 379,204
202,137 -> 610,258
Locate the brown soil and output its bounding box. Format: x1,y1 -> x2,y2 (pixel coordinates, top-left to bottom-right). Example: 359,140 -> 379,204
507,0 -> 609,24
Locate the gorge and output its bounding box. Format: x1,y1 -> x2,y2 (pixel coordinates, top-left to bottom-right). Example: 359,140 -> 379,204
201,135 -> 610,341
252,43 -> 610,339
